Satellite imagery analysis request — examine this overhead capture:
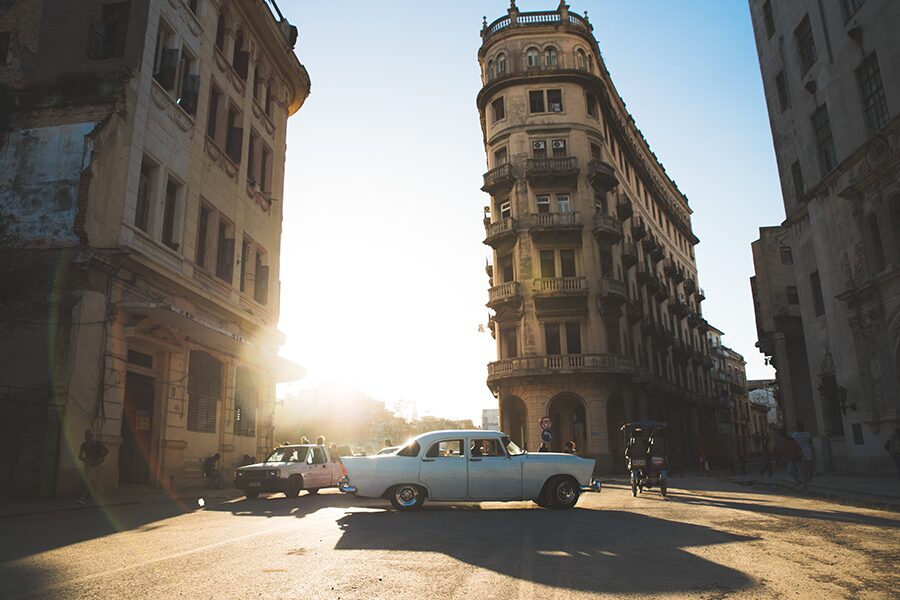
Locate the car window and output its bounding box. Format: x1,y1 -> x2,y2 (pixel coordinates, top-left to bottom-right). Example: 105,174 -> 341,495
470,438 -> 504,457
287,448 -> 305,463
397,441 -> 420,457
425,439 -> 464,458
312,447 -> 327,464
502,436 -> 525,456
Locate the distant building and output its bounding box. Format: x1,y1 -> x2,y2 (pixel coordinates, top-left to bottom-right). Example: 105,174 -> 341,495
482,408 -> 499,432
748,0 -> 900,472
0,0 -> 309,500
479,2 -> 715,468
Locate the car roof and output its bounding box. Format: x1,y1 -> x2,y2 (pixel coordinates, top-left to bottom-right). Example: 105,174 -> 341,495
411,430 -> 506,444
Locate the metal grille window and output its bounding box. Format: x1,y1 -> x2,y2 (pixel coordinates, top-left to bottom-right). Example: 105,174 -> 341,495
775,71 -> 789,112
791,160 -> 804,200
233,367 -> 257,438
794,15 -> 817,74
856,53 -> 888,132
762,1 -> 775,39
187,351 -> 221,433
811,104 -> 837,175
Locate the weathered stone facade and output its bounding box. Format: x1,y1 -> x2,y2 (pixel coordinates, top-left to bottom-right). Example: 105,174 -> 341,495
749,0 -> 900,472
478,2 -> 718,472
0,0 -> 309,500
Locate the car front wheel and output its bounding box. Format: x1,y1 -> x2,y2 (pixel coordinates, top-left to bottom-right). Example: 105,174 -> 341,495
389,484 -> 425,511
284,476 -> 303,498
244,490 -> 260,499
547,476 -> 580,510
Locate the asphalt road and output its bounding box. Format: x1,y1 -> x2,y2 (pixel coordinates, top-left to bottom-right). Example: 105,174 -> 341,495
1,477 -> 898,599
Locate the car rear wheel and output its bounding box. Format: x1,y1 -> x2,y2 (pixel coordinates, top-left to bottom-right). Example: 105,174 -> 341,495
284,476 -> 303,498
389,484 -> 425,511
244,490 -> 260,499
547,476 -> 580,510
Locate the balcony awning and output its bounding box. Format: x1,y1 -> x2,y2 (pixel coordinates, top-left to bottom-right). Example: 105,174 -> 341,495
117,302 -> 306,383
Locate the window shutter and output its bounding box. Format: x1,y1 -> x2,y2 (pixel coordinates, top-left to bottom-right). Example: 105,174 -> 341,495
234,50 -> 250,79
255,265 -> 269,305
226,127 -> 243,163
218,237 -> 235,283
180,74 -> 201,115
159,48 -> 179,90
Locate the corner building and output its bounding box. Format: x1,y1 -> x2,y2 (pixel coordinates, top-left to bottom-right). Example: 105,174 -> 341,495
0,0 -> 309,499
479,2 -> 715,470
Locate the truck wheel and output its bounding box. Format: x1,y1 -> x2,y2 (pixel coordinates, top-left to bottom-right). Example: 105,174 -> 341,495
284,476 -> 303,498
547,476 -> 580,510
389,484 -> 425,511
306,488 -> 319,495
244,490 -> 259,500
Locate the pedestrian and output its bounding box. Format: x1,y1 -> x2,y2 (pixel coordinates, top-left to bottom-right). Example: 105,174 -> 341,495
202,453 -> 223,488
383,438 -> 393,448
786,438 -> 803,485
316,435 -> 325,446
760,440 -> 774,477
564,440 -> 576,454
697,447 -> 708,477
885,428 -> 900,476
538,442 -> 549,452
792,422 -> 815,483
300,436 -> 310,444
77,429 -> 108,504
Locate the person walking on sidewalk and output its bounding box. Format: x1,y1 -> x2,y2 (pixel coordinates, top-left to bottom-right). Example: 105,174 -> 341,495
786,437 -> 803,486
792,422 -> 815,484
885,428 -> 900,476
698,447 -> 709,477
77,429 -> 108,504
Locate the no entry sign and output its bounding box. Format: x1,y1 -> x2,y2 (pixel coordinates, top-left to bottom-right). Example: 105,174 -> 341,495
540,416 -> 552,431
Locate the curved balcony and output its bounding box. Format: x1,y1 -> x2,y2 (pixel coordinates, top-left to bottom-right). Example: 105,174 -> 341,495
591,213 -> 622,245
527,211 -> 582,232
641,232 -> 659,254
483,217 -> 517,247
487,281 -> 522,311
683,277 -> 697,296
617,196 -> 633,222
697,287 -> 706,302
482,8 -> 593,41
525,156 -> 579,185
597,277 -> 628,309
533,276 -> 587,296
621,237 -> 638,268
487,353 -> 636,386
588,159 -> 618,195
625,299 -> 644,324
673,341 -> 692,364
669,295 -> 690,318
654,283 -> 670,302
482,163 -> 516,195
631,216 -> 647,241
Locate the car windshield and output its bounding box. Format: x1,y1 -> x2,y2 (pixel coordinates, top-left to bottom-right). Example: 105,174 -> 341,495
265,447 -> 303,463
502,436 -> 525,456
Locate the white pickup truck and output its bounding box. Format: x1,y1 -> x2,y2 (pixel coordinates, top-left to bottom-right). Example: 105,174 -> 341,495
234,444 -> 344,499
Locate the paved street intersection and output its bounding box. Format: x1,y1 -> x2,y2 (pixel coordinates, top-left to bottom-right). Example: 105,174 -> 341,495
1,477 -> 897,599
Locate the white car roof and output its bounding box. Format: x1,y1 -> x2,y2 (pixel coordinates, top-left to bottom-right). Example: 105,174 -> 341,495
410,430 -> 506,446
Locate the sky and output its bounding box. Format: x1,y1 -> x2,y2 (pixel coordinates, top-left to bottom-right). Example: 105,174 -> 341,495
274,1 -> 786,421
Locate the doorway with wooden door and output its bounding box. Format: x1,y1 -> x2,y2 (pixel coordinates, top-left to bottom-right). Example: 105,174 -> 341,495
119,372 -> 155,485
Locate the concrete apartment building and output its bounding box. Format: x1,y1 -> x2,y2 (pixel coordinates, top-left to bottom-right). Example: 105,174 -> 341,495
748,0 -> 900,472
706,327 -> 753,465
478,2 -> 716,469
0,0 -> 309,500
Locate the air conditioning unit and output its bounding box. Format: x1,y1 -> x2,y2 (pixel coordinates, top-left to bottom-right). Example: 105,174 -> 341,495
552,140 -> 566,149
532,141 -> 546,150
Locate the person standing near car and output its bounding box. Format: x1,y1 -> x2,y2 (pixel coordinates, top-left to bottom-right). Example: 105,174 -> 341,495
885,428 -> 900,476
77,429 -> 108,504
792,422 -> 814,483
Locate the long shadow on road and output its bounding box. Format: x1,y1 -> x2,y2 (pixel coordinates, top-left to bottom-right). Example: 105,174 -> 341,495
334,506 -> 758,595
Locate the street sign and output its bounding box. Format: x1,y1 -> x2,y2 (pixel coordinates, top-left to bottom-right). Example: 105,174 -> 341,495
541,430 -> 553,443
539,416 -> 552,431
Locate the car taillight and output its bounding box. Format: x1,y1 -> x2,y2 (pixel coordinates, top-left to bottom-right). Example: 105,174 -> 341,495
340,461 -> 347,477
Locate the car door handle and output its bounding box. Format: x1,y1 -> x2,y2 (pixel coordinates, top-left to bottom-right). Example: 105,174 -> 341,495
422,458 -> 434,463
469,458 -> 482,462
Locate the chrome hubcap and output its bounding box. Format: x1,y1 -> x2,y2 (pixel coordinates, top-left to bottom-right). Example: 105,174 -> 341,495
396,485 -> 418,507
557,482 -> 575,503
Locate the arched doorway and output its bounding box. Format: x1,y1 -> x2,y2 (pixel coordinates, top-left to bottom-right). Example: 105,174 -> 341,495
548,394 -> 587,454
500,396 -> 527,450
607,395 -> 625,458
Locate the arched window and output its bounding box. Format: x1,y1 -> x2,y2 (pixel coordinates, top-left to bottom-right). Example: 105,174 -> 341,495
576,48 -> 587,70
487,59 -> 495,80
526,47 -> 540,67
497,52 -> 507,74
545,46 -> 558,67
215,11 -> 226,50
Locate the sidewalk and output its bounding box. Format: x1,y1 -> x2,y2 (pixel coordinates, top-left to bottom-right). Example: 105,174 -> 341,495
728,469 -> 900,509
0,486 -> 243,519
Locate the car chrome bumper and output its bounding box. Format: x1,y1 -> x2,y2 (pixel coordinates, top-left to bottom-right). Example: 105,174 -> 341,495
580,479 -> 601,493
338,476 -> 357,494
